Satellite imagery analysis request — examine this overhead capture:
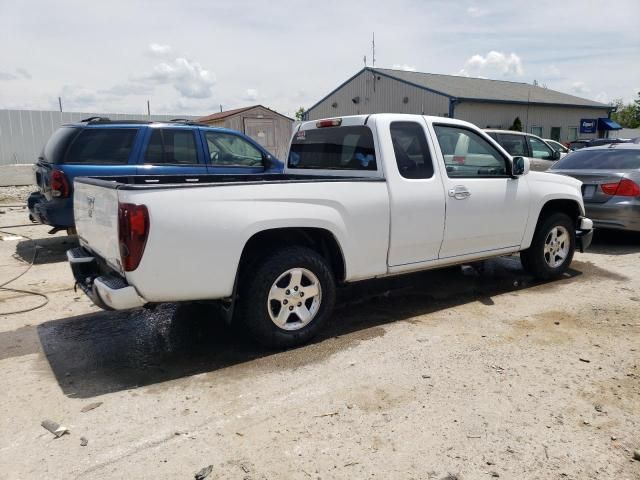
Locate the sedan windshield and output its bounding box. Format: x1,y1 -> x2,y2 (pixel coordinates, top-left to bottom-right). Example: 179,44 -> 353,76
551,148 -> 640,170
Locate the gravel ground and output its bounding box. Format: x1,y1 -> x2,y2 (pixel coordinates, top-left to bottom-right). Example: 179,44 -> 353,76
0,207 -> 639,480
0,185 -> 36,205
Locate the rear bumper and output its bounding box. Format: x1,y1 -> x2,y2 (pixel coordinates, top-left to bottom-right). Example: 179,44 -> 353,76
584,201 -> 640,232
28,192 -> 74,228
576,217 -> 594,253
67,247 -> 146,310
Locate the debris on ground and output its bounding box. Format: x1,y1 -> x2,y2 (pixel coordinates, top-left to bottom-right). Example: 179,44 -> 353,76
314,412 -> 339,418
41,420 -> 69,438
80,436 -> 88,447
80,402 -> 103,413
579,358 -> 591,363
195,464 -> 213,479
633,450 -> 640,461
594,404 -> 604,413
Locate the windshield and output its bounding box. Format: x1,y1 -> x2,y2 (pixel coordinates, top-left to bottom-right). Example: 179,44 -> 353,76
551,148 -> 640,170
288,126 -> 376,170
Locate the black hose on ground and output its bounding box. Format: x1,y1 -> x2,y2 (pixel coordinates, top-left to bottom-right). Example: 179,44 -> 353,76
0,227 -> 50,315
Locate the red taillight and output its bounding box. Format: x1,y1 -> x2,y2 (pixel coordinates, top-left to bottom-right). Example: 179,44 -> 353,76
316,118 -> 342,128
601,179 -> 640,197
51,170 -> 70,198
118,203 -> 149,271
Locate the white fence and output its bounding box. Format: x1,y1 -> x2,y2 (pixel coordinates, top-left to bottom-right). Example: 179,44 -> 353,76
0,109 -> 197,167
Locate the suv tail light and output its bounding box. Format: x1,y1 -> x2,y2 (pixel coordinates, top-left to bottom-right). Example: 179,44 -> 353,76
51,170 -> 70,198
118,203 -> 149,271
601,179 -> 640,197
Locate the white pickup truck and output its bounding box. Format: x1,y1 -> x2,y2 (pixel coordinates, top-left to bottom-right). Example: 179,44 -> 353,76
68,114 -> 593,347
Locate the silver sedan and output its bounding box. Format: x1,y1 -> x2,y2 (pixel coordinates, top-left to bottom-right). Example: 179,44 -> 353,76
550,143 -> 640,232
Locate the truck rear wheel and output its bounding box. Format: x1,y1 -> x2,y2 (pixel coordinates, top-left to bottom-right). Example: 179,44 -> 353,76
520,212 -> 576,280
237,246 -> 336,348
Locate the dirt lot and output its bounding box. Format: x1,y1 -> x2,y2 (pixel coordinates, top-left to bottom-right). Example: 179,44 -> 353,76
1,196 -> 639,480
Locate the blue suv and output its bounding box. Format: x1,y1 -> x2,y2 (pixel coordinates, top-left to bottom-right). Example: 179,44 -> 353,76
29,117 -> 283,233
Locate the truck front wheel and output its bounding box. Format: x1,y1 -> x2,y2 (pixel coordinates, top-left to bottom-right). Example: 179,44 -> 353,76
520,212 -> 576,280
237,246 -> 336,348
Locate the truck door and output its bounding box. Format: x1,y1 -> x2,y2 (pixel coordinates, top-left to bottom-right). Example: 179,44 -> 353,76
384,118 -> 446,266
431,124 -> 530,258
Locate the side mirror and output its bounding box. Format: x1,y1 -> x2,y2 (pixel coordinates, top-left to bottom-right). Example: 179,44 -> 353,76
512,156 -> 530,177
262,154 -> 273,169
551,150 -> 561,160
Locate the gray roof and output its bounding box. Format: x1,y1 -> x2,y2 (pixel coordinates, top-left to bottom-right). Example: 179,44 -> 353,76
373,68 -> 609,108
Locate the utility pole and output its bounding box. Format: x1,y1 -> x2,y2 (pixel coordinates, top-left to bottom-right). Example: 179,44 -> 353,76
58,97 -> 63,112
147,100 -> 151,116
372,32 -> 376,67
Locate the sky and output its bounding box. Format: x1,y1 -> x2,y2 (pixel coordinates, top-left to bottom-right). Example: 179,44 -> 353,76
0,0 -> 638,118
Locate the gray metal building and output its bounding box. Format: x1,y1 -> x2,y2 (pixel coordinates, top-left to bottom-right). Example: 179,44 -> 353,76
198,105 -> 293,161
305,68 -> 616,143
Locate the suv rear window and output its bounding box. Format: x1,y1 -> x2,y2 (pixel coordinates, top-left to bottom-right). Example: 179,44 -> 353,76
552,149 -> 640,170
41,127 -> 79,163
288,126 -> 376,170
64,128 -> 138,164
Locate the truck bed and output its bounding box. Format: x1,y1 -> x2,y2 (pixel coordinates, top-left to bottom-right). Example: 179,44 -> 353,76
76,173 -> 384,190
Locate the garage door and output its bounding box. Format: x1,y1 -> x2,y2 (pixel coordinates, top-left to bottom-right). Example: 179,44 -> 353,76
244,118 -> 276,152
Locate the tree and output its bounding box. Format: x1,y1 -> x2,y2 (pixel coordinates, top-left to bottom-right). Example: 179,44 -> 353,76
295,107 -> 306,121
611,92 -> 640,129
509,116 -> 523,132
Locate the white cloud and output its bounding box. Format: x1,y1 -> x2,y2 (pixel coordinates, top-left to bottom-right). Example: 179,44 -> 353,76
58,85 -> 99,110
466,6 -> 486,17
138,56 -> 216,99
594,91 -> 609,103
148,43 -> 172,56
392,64 -> 417,72
541,65 -> 561,78
0,68 -> 31,81
460,51 -> 524,78
244,88 -> 258,101
570,81 -> 590,94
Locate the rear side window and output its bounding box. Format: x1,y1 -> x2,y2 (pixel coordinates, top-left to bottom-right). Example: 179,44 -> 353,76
42,127 -> 79,163
145,129 -> 199,165
288,126 -> 376,170
64,128 -> 137,164
552,149 -> 640,170
390,122 -> 434,179
496,133 -> 527,156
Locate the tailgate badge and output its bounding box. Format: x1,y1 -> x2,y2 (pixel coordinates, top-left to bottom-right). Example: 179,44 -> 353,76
87,196 -> 95,218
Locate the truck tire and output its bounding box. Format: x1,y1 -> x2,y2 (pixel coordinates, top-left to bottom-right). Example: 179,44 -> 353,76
237,246 -> 336,348
520,212 -> 576,280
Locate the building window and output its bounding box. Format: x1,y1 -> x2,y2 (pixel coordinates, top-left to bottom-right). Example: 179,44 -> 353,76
530,126 -> 543,137
550,127 -> 561,141
568,126 -> 578,141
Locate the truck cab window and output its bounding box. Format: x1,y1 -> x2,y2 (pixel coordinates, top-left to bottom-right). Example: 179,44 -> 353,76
288,126 -> 376,171
205,132 -> 264,167
390,122 -> 434,179
434,125 -> 507,178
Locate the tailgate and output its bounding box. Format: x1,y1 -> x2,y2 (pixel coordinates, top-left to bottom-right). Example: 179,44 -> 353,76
74,180 -> 123,273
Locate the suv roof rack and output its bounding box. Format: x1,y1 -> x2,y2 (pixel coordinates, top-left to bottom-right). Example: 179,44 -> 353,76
81,116 -> 111,123
168,118 -> 208,126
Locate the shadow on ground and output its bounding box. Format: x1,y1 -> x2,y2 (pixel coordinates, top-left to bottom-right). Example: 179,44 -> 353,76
588,229 -> 640,256
14,235 -> 78,265
23,256 -> 598,398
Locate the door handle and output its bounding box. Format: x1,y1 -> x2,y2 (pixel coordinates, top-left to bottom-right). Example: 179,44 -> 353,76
448,186 -> 471,200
